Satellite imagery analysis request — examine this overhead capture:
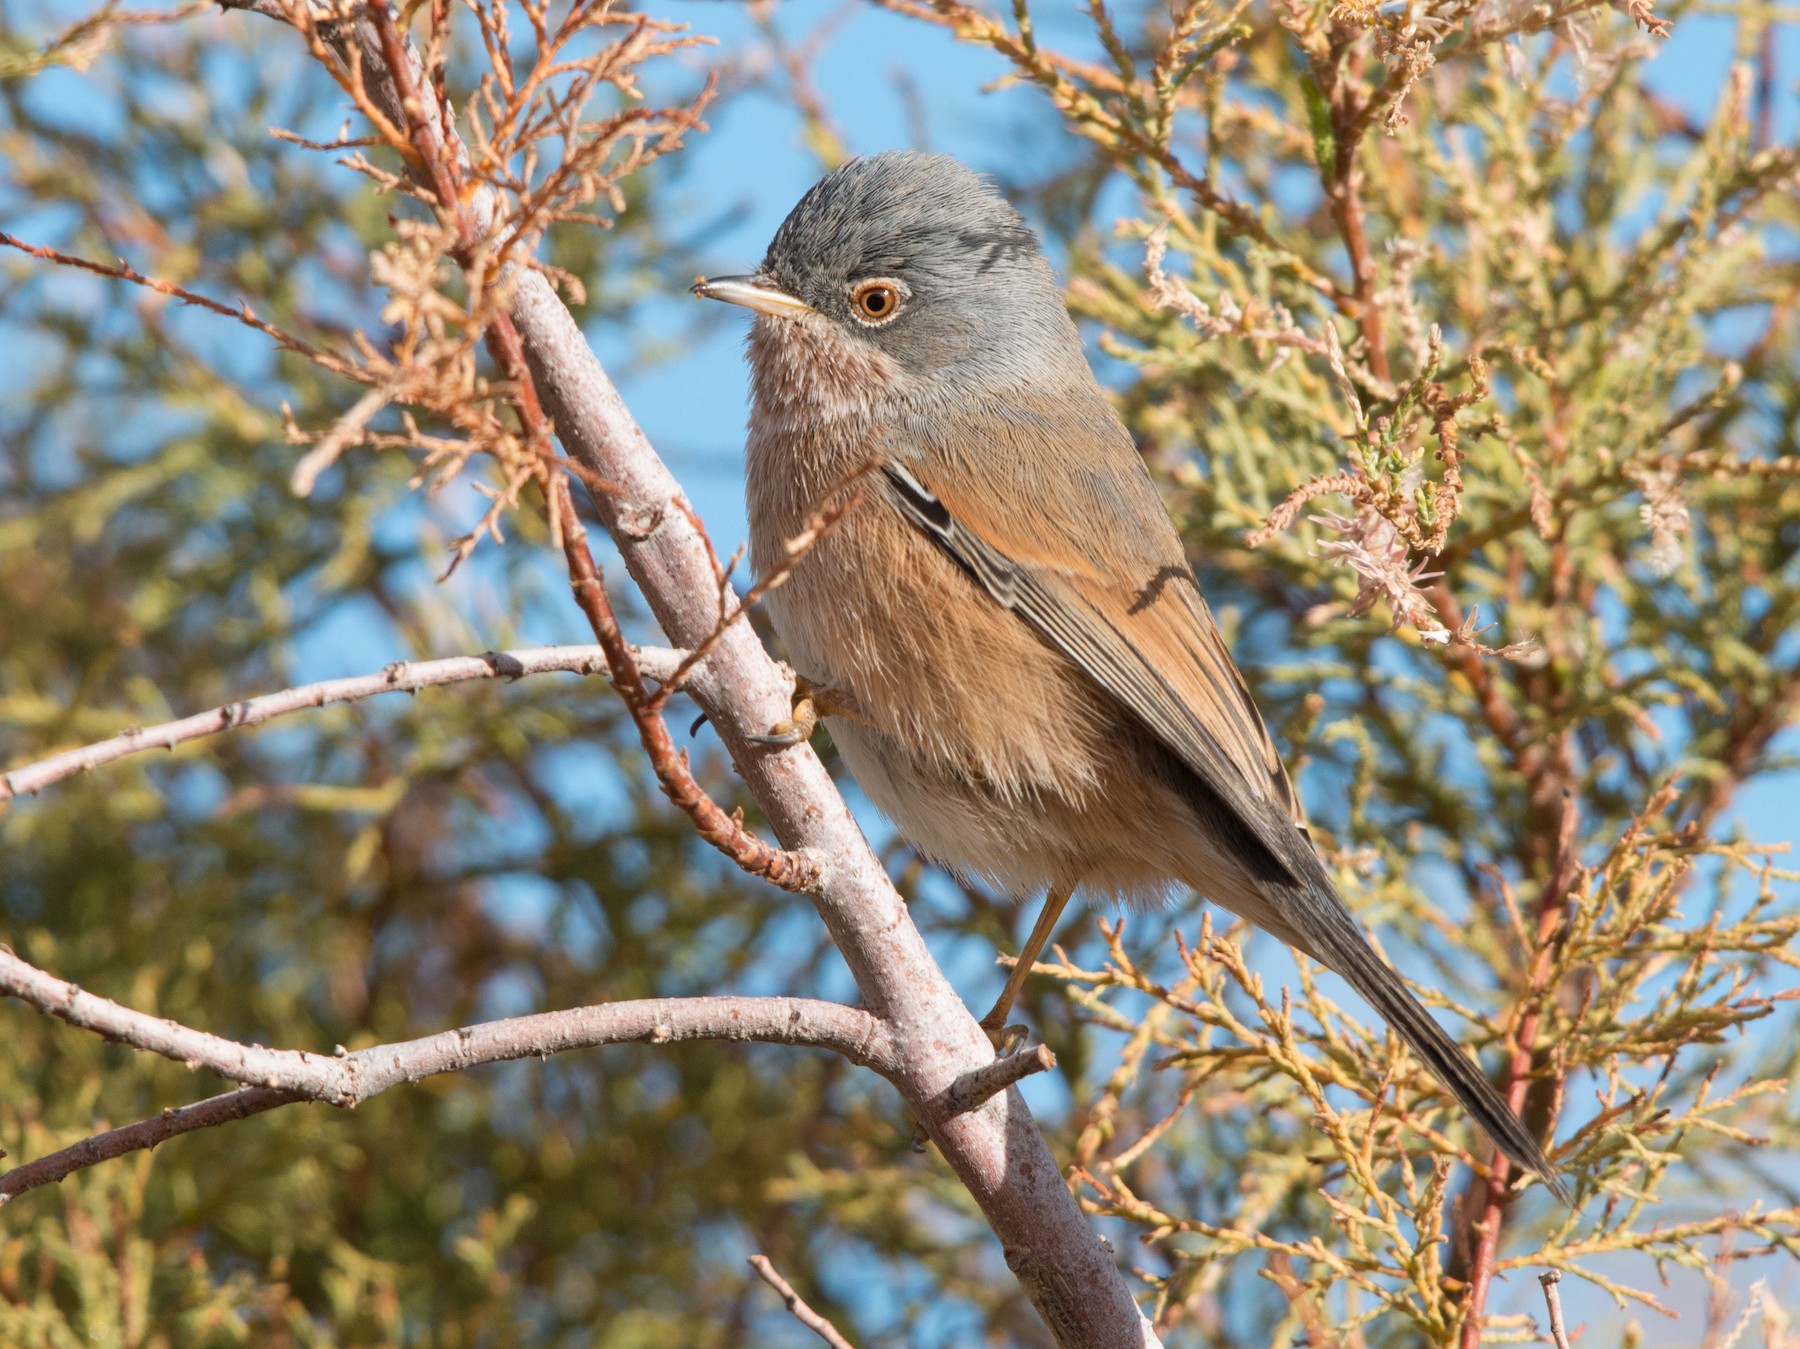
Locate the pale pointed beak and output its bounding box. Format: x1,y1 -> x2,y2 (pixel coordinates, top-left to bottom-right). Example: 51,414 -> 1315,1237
690,274 -> 816,320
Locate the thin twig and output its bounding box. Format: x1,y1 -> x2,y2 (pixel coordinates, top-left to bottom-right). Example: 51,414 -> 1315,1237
0,645 -> 683,803
746,1254 -> 861,1349
649,460 -> 876,708
1458,791 -> 1579,1347
0,0 -> 209,78
352,0 -> 822,896
207,4 -> 1162,1340
0,230 -> 370,383
0,1088 -> 297,1204
1540,1269 -> 1573,1349
489,311 -> 821,894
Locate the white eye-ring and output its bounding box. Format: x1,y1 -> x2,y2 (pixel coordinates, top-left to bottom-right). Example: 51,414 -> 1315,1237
848,277 -> 908,326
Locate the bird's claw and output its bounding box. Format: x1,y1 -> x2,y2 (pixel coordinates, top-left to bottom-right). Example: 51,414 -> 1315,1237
748,674 -> 855,748
982,1022 -> 1029,1058
747,682 -> 821,747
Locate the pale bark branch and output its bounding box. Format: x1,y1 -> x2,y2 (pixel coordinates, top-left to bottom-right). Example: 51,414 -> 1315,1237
0,948 -> 888,1097
504,218 -> 1160,1349
1539,1269 -> 1573,1349
948,1043 -> 1058,1115
118,5 -> 1159,1341
0,644 -> 683,803
0,945 -> 891,1203
746,1255 -> 861,1349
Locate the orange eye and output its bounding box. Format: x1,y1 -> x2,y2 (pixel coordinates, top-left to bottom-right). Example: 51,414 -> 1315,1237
849,279 -> 904,324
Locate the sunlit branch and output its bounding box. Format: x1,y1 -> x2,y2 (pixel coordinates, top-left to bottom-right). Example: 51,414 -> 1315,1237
0,644 -> 685,803
0,946 -> 892,1204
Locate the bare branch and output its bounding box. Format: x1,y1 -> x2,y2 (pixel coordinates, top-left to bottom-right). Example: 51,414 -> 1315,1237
947,1044 -> 1058,1115
479,308 -> 820,893
503,254 -> 1159,1348
0,947 -> 889,1093
746,1255 -> 861,1349
0,644 -> 684,803
0,946 -> 892,1203
650,459 -> 876,708
1539,1270 -> 1573,1349
0,1088 -> 297,1204
200,6 -> 1160,1341
294,0 -> 821,894
0,229 -> 370,383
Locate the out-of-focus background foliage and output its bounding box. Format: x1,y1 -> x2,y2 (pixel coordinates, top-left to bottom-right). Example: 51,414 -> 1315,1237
2,0 -> 1798,1344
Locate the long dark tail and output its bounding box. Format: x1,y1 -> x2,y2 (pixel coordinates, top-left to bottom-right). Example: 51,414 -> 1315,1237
1284,878 -> 1570,1202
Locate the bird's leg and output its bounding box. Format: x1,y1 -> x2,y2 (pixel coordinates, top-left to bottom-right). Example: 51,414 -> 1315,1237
746,675 -> 861,747
979,879 -> 1077,1056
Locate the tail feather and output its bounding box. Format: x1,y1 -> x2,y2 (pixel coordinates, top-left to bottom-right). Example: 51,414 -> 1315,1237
1282,879 -> 1570,1202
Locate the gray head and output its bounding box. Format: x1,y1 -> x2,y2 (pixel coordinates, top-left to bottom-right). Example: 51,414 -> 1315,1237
694,151 -> 1090,404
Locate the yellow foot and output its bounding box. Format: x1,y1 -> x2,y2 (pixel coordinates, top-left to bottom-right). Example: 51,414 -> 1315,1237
982,1021 -> 1029,1058
747,676 -> 861,748
746,674 -> 823,747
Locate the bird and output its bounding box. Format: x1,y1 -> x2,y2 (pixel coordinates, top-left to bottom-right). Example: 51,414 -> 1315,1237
692,149 -> 1565,1198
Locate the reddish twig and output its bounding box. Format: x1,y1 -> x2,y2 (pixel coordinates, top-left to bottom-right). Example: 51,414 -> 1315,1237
367,0 -> 464,220
1316,50 -> 1392,384
649,461 -> 876,708
355,0 -> 822,895
1457,792 -> 1578,1348
0,230 -> 368,382
484,307 -> 820,894
206,3 -> 1162,1339
1430,581 -> 1542,779
549,465 -> 821,893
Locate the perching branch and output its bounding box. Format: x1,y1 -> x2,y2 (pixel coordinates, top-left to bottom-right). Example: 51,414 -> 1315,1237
202,2 -> 1159,1342
0,644 -> 682,803
0,943 -> 891,1203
